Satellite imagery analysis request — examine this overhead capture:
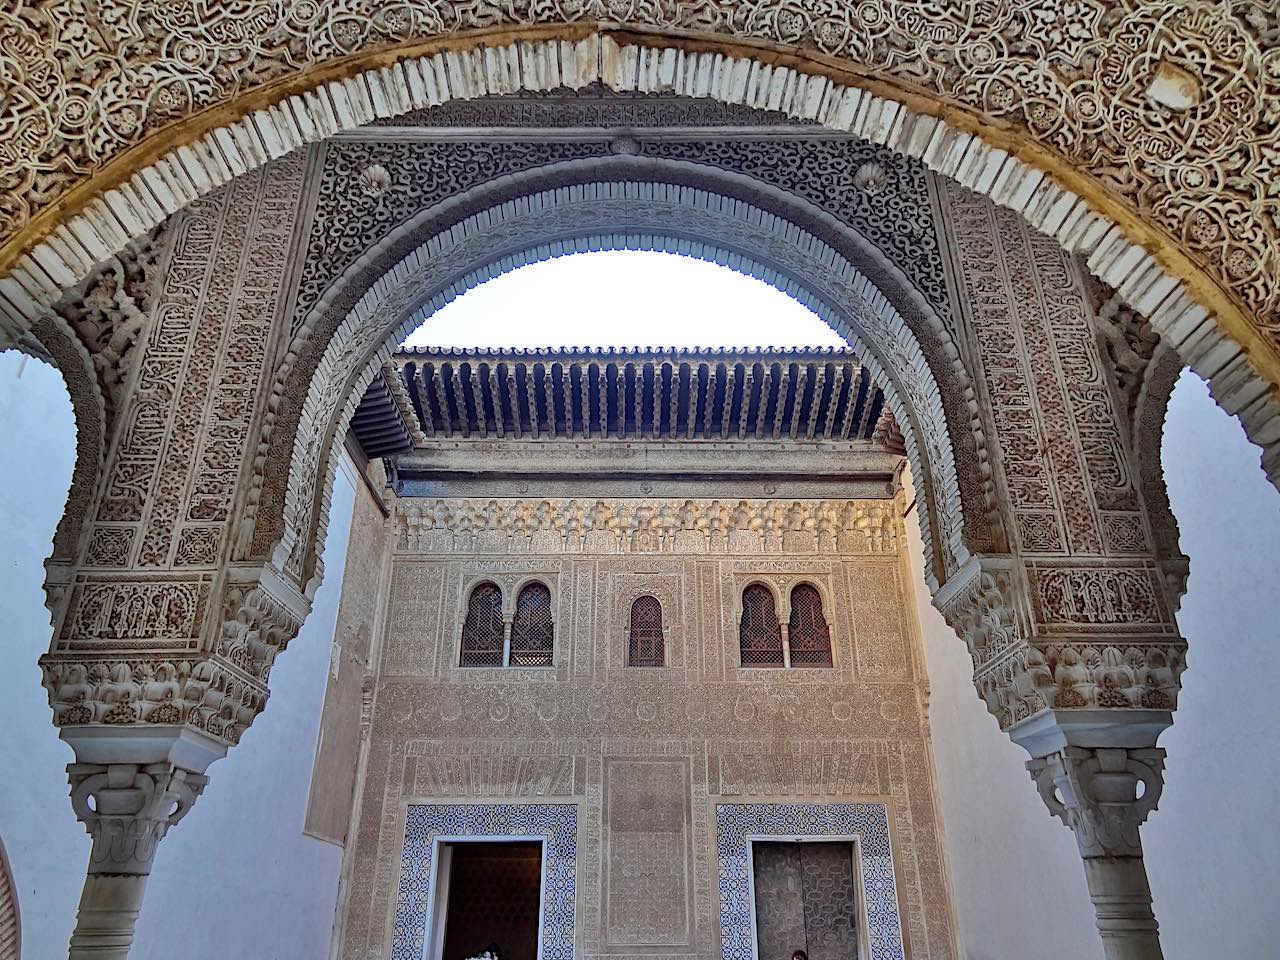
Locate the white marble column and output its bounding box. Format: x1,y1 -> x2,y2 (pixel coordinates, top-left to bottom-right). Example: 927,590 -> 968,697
1016,714 -> 1168,960
62,728 -> 224,959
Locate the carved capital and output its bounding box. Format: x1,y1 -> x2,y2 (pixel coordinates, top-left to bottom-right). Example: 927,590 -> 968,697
68,761 -> 208,876
937,556 -> 1187,729
1027,746 -> 1165,859
217,566 -> 309,683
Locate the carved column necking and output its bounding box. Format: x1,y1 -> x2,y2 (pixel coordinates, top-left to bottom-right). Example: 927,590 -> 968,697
66,758 -> 211,960
1027,747 -> 1166,960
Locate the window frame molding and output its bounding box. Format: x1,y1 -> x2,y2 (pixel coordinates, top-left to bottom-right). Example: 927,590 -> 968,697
509,578 -> 557,670
625,593 -> 667,668
455,573 -> 561,671
737,580 -> 787,669
785,580 -> 836,669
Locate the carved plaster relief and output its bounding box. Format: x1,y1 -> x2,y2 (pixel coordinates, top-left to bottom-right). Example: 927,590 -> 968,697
339,496 -> 957,959
0,3 -> 1276,347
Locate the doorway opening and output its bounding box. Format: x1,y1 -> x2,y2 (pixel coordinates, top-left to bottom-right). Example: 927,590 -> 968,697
431,839 -> 544,960
751,839 -> 864,960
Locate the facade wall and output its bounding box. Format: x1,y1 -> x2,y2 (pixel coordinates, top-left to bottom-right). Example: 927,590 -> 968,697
339,495 -> 960,960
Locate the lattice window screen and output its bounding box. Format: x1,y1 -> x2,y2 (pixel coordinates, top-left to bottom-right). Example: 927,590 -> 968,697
627,595 -> 665,667
510,582 -> 554,667
787,584 -> 833,667
460,582 -> 504,667
739,584 -> 784,667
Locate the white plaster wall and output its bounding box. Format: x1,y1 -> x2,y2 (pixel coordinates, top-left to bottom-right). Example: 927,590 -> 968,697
0,350 -> 356,960
0,351 -> 88,959
910,370 -> 1280,960
1141,371 -> 1280,960
903,477 -> 1102,960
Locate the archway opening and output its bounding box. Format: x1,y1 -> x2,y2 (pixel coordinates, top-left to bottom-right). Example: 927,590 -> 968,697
399,250 -> 846,349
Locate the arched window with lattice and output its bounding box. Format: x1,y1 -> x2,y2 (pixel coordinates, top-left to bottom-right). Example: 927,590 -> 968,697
739,583 -> 784,667
787,583 -> 833,667
510,582 -> 555,667
460,582 -> 504,667
627,595 -> 665,667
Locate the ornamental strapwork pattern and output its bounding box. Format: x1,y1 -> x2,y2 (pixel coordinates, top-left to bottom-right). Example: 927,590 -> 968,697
0,3 -> 1276,340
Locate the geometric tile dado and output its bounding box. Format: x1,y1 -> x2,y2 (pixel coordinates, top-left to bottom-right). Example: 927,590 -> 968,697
393,803 -> 578,960
715,803 -> 905,960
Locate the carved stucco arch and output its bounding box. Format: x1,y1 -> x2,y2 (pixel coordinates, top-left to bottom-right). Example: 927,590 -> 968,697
1135,344 -> 1192,610
2,28 -> 1277,486
241,151 -> 993,577
261,179 -> 977,605
24,314 -> 108,597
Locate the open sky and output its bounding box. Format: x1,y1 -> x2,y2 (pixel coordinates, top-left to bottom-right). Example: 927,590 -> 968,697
400,250 -> 848,350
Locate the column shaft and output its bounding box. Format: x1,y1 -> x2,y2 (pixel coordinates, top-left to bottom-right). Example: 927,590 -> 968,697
1084,857 -> 1163,960
68,874 -> 149,960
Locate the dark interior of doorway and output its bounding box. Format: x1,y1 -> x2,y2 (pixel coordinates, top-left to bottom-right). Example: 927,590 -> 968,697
441,840 -> 542,960
753,840 -> 860,960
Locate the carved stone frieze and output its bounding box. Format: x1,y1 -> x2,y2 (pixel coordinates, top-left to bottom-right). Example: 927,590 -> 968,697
43,566 -> 308,743
1134,345 -> 1191,609
52,223 -> 172,438
217,575 -> 307,684
298,132 -> 950,336
397,497 -> 898,556
41,655 -> 266,741
1027,746 -> 1165,859
294,140 -> 610,331
0,3 -> 1277,348
1092,281 -> 1162,428
938,557 -> 1185,727
29,313 -> 106,569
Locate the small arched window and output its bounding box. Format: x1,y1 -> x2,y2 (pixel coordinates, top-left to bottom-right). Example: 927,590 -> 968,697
628,596 -> 665,667
739,584 -> 784,667
787,584 -> 833,667
460,582 -> 504,667
510,582 -> 554,667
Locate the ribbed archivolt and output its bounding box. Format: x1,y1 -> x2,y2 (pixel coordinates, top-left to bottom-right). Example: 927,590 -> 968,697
0,839 -> 17,960
396,348 -> 896,446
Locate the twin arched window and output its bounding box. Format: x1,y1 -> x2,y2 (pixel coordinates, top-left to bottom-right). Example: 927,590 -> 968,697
628,595 -> 665,667
739,582 -> 832,668
460,581 -> 554,668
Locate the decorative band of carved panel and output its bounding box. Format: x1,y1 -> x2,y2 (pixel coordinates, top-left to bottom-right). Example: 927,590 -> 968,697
397,497 -> 897,556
